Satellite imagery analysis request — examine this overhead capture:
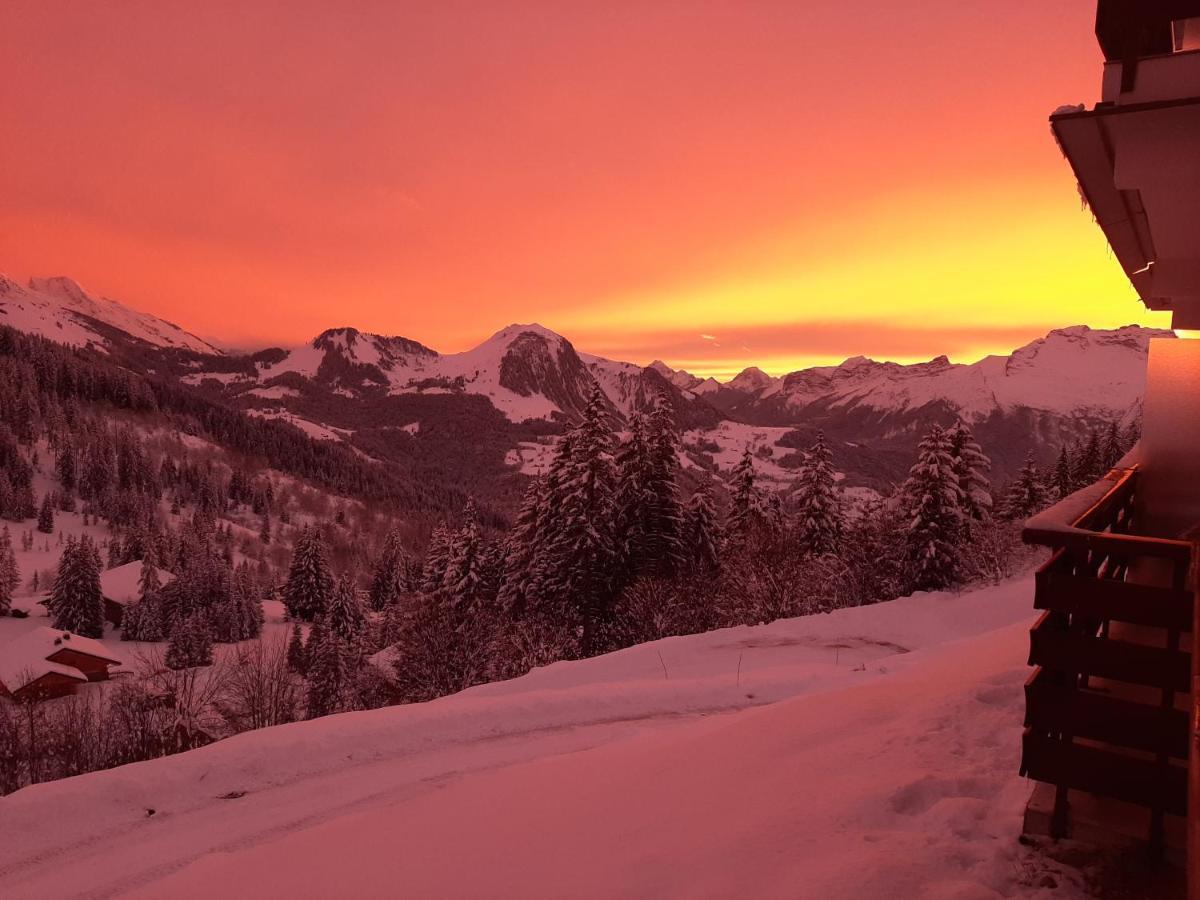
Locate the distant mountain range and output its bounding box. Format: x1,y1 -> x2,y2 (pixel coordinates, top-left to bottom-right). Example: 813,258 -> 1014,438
0,273 -> 1171,496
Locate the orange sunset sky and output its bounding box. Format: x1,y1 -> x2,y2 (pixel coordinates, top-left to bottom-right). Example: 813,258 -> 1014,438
0,2 -> 1170,379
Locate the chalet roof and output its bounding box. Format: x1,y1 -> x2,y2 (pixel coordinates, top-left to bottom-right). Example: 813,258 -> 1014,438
99,560 -> 174,606
0,627 -> 122,695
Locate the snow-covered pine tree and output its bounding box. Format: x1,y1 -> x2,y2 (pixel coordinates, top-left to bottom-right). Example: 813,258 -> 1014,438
902,424 -> 964,592
11,477 -> 35,521
282,525 -> 334,621
541,384 -> 618,653
1002,452 -> 1049,521
107,535 -> 126,570
641,392 -> 684,577
55,441 -> 77,496
369,528 -> 411,612
36,494 -> 54,535
139,548 -> 163,599
681,484 -> 720,573
1101,421 -> 1124,471
725,447 -> 760,545
223,562 -> 263,641
1123,418 -> 1141,453
612,412 -> 651,576
287,623 -> 308,674
477,541 -> 504,605
305,628 -> 354,719
0,526 -> 18,615
496,478 -> 543,617
122,549 -> 166,641
420,525 -> 452,595
165,611 -> 213,669
1052,444 -> 1073,500
946,422 -> 992,521
441,498 -> 485,613
259,511 -> 271,546
793,430 -> 843,555
1073,429 -> 1102,488
327,572 -> 367,659
46,535 -> 105,637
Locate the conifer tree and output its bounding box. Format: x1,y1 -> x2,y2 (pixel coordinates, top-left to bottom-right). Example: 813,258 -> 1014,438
681,485 -> 720,573
282,526 -> 334,621
1073,429 -> 1102,488
165,612 -> 214,669
612,413 -> 651,574
47,535 -> 105,637
1123,418 -> 1141,453
725,448 -> 760,544
541,385 -> 618,653
641,393 -> 684,576
11,478 -> 35,521
259,511 -> 271,546
56,441 -> 78,496
793,431 -> 843,555
525,433 -> 575,607
496,479 -> 542,616
36,494 -> 54,535
902,424 -> 963,592
0,526 -> 18,616
139,548 -> 163,600
287,623 -> 308,675
946,422 -> 992,521
420,525 -> 452,595
305,628 -> 354,719
441,498 -> 485,612
123,549 -> 166,641
369,528 -> 411,612
1002,453 -> 1049,520
1101,420 -> 1124,471
327,572 -> 367,659
1052,444 -> 1073,499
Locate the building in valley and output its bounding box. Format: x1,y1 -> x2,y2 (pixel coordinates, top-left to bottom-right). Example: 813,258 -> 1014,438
0,627 -> 123,701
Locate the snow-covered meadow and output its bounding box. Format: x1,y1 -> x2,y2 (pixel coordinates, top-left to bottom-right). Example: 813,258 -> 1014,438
0,573 -> 1086,899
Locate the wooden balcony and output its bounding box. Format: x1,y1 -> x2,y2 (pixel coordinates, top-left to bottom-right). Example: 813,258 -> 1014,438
1020,459 -> 1197,868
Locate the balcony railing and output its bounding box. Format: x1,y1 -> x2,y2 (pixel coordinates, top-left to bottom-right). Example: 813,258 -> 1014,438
1021,459 -> 1196,864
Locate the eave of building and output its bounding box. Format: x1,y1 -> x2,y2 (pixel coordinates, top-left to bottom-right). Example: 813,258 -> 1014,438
1052,94 -> 1200,328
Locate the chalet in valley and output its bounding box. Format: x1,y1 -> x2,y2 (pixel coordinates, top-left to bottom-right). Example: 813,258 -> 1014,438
0,628 -> 123,701
99,559 -> 174,628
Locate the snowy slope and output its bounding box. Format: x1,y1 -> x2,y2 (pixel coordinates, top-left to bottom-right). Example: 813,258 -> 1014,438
0,275 -> 220,354
0,574 -> 1082,899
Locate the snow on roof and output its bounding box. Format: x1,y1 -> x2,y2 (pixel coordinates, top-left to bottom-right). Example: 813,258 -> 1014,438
0,627 -> 120,693
99,560 -> 175,605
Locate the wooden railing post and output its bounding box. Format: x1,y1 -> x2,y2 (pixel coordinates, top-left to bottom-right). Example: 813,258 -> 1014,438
1188,536 -> 1199,900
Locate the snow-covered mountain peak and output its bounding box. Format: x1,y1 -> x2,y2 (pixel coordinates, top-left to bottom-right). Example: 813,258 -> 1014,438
481,322 -> 565,349
27,275 -> 93,307
838,355 -> 876,370
728,366 -> 778,393
648,359 -> 703,391
0,274 -> 221,355
1007,324 -> 1171,369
